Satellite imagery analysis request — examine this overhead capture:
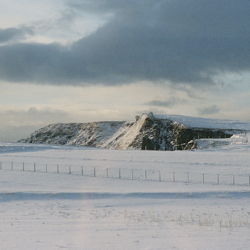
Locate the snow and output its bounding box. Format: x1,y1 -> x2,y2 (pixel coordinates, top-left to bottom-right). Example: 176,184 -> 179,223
155,114 -> 250,130
1,135 -> 250,249
109,113 -> 148,149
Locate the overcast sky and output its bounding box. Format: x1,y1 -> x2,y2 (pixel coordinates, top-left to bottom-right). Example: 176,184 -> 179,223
1,0 -> 250,142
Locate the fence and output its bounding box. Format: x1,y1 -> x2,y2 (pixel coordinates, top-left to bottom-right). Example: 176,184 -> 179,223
0,161 -> 250,186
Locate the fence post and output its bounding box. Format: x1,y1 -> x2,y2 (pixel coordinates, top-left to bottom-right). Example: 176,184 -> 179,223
94,167 -> 96,177
145,170 -> 147,181
119,169 -> 121,179
45,164 -> 47,173
173,172 -> 175,182
187,173 -> 189,184
69,165 -> 71,175
159,171 -> 161,182
249,175 -> 250,186
11,162 -> 13,171
81,166 -> 83,176
0,162 -> 2,170
106,168 -> 108,178
202,173 -> 204,184
131,170 -> 134,180
57,164 -> 59,174
217,174 -> 219,185
34,163 -> 36,172
22,162 -> 24,171
233,175 -> 235,185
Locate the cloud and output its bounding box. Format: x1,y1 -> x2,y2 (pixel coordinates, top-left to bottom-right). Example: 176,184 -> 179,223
1,0 -> 250,86
2,107 -> 69,126
0,27 -> 33,43
144,97 -> 187,107
0,107 -> 70,142
197,105 -> 220,116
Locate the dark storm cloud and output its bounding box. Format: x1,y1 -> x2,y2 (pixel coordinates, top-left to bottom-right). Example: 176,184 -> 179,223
198,105 -> 220,116
144,98 -> 187,107
0,27 -> 33,43
0,0 -> 250,86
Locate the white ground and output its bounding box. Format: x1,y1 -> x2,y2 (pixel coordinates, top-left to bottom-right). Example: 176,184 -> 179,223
0,136 -> 250,249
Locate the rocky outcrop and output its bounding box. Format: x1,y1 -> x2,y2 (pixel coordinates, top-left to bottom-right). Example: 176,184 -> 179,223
19,113 -> 235,150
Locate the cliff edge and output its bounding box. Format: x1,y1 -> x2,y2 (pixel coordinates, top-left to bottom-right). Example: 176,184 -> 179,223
19,113 -> 237,150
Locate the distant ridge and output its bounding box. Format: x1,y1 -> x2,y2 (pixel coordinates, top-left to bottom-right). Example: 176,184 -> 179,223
19,113 -> 249,150
156,114 -> 250,131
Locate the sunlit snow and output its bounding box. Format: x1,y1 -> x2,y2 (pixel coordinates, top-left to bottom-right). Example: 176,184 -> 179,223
0,128 -> 250,249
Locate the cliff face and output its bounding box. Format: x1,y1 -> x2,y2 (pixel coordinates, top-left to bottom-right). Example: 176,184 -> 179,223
19,113 -> 233,150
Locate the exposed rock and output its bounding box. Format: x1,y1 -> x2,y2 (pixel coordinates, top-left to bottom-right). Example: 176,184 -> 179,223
18,112 -> 235,150
184,140 -> 197,150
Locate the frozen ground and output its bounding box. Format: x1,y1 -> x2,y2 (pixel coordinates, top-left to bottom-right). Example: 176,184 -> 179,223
0,135 -> 250,249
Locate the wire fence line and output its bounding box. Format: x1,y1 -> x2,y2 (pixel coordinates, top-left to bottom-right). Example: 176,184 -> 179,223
0,161 -> 250,186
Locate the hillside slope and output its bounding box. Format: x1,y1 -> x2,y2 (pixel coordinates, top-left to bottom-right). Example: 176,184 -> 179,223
19,113 -> 247,150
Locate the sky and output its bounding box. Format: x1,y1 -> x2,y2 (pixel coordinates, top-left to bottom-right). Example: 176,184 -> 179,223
1,0 -> 250,142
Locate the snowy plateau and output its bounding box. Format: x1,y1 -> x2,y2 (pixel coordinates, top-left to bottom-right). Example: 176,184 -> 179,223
1,114 -> 250,249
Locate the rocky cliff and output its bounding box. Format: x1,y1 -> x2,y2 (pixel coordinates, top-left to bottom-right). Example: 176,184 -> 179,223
19,113 -> 236,150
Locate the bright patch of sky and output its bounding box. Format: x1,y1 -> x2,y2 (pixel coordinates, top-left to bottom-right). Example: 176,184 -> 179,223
1,0 -> 109,44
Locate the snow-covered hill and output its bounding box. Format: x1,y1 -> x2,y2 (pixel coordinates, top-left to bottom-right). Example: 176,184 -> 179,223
156,114 -> 250,130
19,113 -> 249,150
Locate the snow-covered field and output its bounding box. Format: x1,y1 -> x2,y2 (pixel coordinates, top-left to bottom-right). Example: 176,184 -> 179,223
1,135 -> 250,250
